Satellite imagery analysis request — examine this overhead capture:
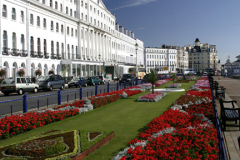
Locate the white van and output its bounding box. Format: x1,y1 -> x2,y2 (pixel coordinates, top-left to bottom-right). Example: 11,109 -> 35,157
0,77 -> 39,96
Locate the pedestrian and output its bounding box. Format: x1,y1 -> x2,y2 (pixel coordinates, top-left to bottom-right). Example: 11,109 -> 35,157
218,71 -> 221,80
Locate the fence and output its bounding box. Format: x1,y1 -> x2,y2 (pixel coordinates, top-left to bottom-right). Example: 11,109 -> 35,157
209,77 -> 228,160
0,79 -> 141,117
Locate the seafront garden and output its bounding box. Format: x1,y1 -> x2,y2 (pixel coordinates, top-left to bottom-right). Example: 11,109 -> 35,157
0,76 -> 218,160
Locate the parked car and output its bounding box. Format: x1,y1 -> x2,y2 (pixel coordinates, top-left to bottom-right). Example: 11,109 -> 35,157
97,76 -> 111,84
68,77 -> 87,88
0,77 -> 39,96
143,74 -> 150,82
87,76 -> 100,86
36,75 -> 65,91
203,72 -> 208,76
119,74 -> 136,84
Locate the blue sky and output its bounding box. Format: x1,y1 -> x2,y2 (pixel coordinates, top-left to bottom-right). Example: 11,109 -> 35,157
103,0 -> 240,64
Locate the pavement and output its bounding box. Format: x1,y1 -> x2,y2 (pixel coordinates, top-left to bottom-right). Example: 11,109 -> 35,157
214,76 -> 240,160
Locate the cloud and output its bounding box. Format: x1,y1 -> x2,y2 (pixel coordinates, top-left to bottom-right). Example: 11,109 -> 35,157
110,0 -> 157,11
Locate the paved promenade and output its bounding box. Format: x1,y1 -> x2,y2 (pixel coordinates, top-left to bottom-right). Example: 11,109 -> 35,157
214,76 -> 240,160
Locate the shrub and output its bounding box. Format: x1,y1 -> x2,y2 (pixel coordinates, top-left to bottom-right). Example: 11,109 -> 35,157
35,69 -> 42,76
17,69 -> 25,77
49,70 -> 55,75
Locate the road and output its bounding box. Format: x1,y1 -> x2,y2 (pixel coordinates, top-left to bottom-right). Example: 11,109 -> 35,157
0,81 -> 133,117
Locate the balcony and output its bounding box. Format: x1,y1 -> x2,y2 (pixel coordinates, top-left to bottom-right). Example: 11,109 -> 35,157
57,53 -> 62,60
37,51 -> 43,58
44,52 -> 49,59
20,50 -> 28,57
11,48 -> 20,56
2,47 -> 10,55
30,51 -> 38,57
51,53 -> 57,59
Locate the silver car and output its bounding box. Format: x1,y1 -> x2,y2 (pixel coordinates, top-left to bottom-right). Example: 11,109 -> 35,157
97,76 -> 111,85
0,77 -> 39,96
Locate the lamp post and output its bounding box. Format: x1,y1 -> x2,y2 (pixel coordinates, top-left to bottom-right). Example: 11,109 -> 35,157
135,43 -> 138,85
98,54 -> 101,76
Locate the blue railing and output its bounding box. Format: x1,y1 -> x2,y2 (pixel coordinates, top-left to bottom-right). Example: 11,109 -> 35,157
0,79 -> 144,117
210,79 -> 228,160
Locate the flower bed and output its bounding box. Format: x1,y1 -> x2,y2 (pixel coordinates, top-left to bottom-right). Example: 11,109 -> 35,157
0,86 -> 143,141
112,77 -> 219,160
166,83 -> 181,88
137,91 -> 167,102
0,109 -> 79,139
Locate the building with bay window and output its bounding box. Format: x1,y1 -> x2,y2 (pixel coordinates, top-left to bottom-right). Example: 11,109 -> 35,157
0,0 -> 144,80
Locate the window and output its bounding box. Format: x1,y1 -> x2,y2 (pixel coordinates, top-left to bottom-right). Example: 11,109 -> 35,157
85,15 -> 87,21
60,4 -> 63,12
56,42 -> 59,55
21,34 -> 24,51
44,39 -> 47,54
85,3 -> 87,9
74,11 -> 76,18
12,33 -> 16,49
61,43 -> 64,54
90,17 -> 92,23
30,37 -> 34,53
20,11 -> 24,22
2,5 -> 7,18
67,27 -> 69,35
43,18 -> 46,28
75,29 -> 77,37
30,14 -> 33,25
61,25 -> 63,33
56,23 -> 59,32
55,1 -> 58,9
37,16 -> 40,27
70,9 -> 72,16
50,0 -> 52,7
42,0 -> 45,4
51,41 -> 54,54
71,28 -> 73,36
37,38 -> 41,52
81,13 -> 83,19
90,5 -> 92,11
51,21 -> 53,31
3,31 -> 7,48
66,7 -> 68,14
12,8 -> 16,20
81,0 -> 83,7
81,30 -> 83,39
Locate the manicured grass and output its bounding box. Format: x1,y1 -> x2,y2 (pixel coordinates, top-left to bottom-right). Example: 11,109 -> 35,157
0,81 -> 196,160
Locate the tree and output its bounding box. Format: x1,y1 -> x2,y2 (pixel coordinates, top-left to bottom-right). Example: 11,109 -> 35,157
172,73 -> 176,84
148,69 -> 158,94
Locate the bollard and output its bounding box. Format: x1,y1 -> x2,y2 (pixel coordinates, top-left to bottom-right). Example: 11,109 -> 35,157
117,82 -> 119,91
107,83 -> 110,92
23,94 -> 27,113
80,87 -> 82,100
95,85 -> 98,95
57,90 -> 61,105
136,77 -> 138,85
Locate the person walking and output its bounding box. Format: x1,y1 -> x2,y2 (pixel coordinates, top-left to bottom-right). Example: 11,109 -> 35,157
218,71 -> 221,80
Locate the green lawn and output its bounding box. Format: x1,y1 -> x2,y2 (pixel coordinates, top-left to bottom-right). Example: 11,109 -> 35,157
0,81 -> 196,160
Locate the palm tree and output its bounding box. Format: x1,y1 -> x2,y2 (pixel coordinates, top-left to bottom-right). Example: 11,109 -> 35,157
148,69 -> 158,94
172,73 -> 176,84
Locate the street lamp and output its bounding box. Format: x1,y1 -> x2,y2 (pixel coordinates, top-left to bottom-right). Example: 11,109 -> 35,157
135,43 -> 138,85
98,54 -> 101,76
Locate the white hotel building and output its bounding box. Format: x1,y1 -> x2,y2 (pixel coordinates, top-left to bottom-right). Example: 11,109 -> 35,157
145,46 -> 177,74
0,0 -> 144,79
